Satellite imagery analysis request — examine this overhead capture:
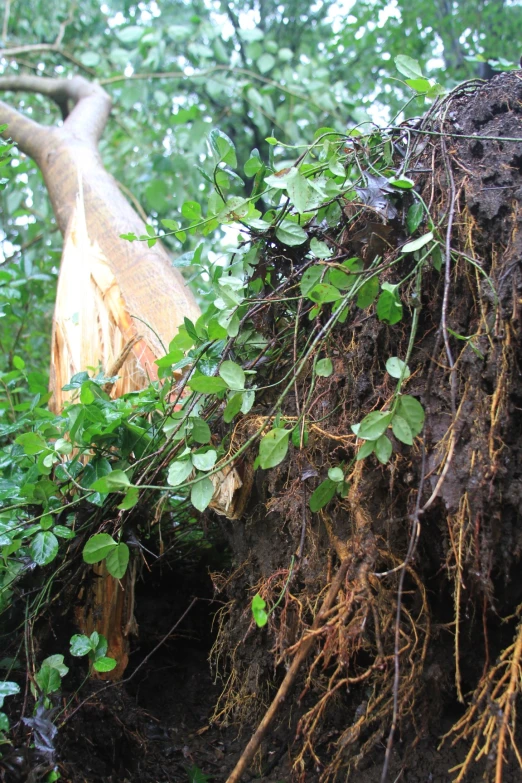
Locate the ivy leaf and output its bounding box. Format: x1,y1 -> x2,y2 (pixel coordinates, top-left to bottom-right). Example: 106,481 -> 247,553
258,428 -> 290,469
105,543 -> 129,579
395,55 -> 424,79
315,358 -> 333,377
252,594 -> 268,627
275,221 -> 307,247
219,360 -> 245,390
191,477 -> 214,512
309,478 -> 337,511
83,533 -> 118,564
0,682 -> 19,709
209,128 -> 237,168
396,395 -> 425,436
385,357 -> 410,379
374,434 -> 393,464
167,459 -> 193,487
192,450 -> 217,471
93,657 -> 117,673
30,531 -> 59,566
391,415 -> 413,445
376,290 -> 403,325
117,487 -> 139,510
70,634 -> 93,657
300,266 -> 323,296
308,283 -> 341,304
188,375 -> 228,394
223,392 -> 244,423
15,432 -> 47,455
356,411 -> 393,441
401,232 -> 434,253
328,467 -> 344,482
35,666 -> 61,696
407,202 -> 424,234
285,168 -> 311,213
356,275 -> 379,309
189,417 -> 211,444
90,470 -> 131,493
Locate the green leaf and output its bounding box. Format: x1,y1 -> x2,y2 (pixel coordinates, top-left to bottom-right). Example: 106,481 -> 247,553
275,221 -> 307,247
192,450 -> 217,471
285,168 -> 311,213
402,232 -> 434,253
356,275 -> 379,309
167,459 -> 193,487
82,533 -> 117,564
223,392 -> 243,423
328,467 -> 344,483
257,52 -> 276,73
15,432 -> 47,455
188,375 -> 228,394
315,358 -> 333,377
182,201 -> 202,221
252,594 -> 268,627
187,765 -> 211,783
308,283 -> 341,304
258,428 -> 290,469
309,478 -> 337,511
291,425 -> 308,448
209,128 -> 237,168
357,411 -> 393,441
219,360 -> 245,390
391,415 -> 413,445
91,470 -> 131,493
191,477 -> 214,512
244,152 -> 262,177
388,176 -> 415,189
300,266 -> 323,296
189,417 -> 212,444
405,77 -> 432,93
12,355 -> 25,370
93,657 -> 117,673
396,395 -> 425,436
53,525 -> 76,539
395,55 -> 423,79
35,665 -> 61,695
376,290 -> 403,325
0,712 -> 9,732
386,357 -> 410,379
309,238 -> 332,258
374,434 -> 393,464
241,389 -> 256,414
117,487 -> 139,510
30,531 -> 59,566
356,439 -> 375,461
69,634 -> 93,657
105,543 -> 129,579
41,654 -> 68,678
0,681 -> 20,709
407,202 -> 424,235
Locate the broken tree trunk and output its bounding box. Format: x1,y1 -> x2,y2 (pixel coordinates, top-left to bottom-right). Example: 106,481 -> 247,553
0,75 -> 200,677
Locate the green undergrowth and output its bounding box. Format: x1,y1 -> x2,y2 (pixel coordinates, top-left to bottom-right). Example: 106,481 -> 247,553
0,58 -> 498,775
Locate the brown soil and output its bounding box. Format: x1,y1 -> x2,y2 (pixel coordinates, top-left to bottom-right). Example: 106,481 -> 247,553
2,71 -> 522,783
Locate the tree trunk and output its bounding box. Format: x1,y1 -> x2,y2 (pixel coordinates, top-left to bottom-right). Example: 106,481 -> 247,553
0,75 -> 200,678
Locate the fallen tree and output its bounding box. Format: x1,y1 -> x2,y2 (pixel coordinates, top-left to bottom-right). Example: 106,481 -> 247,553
1,70 -> 522,783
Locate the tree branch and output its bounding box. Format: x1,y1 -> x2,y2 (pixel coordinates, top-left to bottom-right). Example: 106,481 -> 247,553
0,75 -> 111,145
0,99 -> 47,159
0,43 -> 97,75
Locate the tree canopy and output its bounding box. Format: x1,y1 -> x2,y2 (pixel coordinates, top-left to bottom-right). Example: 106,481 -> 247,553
1,0 -> 520,381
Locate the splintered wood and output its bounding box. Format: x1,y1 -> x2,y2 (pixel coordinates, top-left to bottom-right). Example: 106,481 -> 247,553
49,176 -> 196,411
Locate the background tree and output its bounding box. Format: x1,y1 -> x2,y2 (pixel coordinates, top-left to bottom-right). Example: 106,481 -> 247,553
1,0 -> 520,393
